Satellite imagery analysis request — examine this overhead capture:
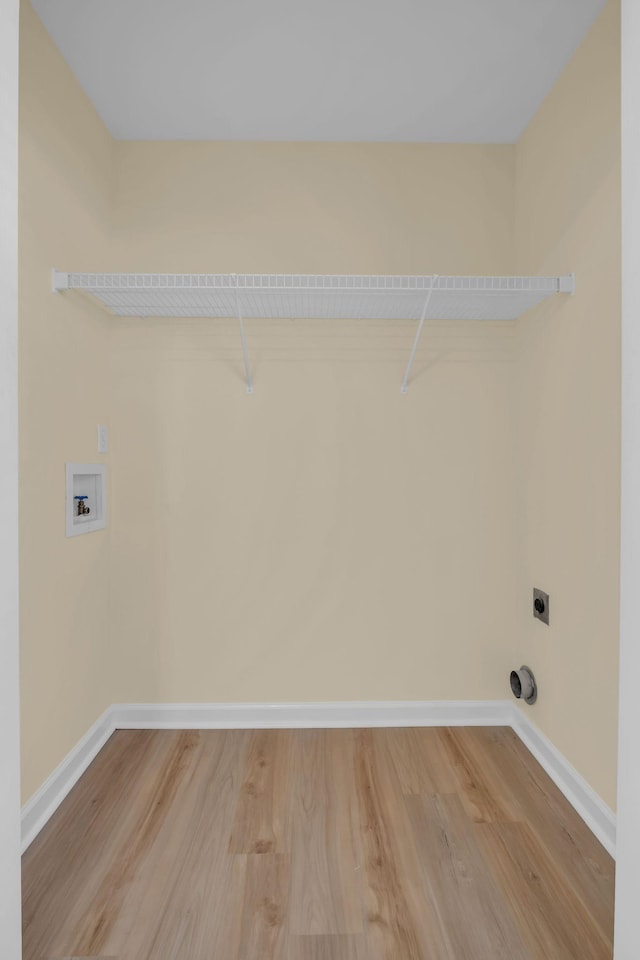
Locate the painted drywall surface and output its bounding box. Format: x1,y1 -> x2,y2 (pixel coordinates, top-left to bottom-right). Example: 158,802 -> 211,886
19,1 -> 115,803
616,1 -> 640,950
0,0 -> 22,952
109,142 -> 520,704
514,0 -> 621,810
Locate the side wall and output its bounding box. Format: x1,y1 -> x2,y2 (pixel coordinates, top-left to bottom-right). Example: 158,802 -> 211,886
19,1 -> 114,802
109,142 -> 520,705
616,0 -> 640,950
514,0 -> 621,809
1,0 -> 22,953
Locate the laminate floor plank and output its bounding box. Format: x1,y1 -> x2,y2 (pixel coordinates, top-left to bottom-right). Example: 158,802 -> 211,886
229,730 -> 292,855
22,730 -> 188,960
477,820 -> 612,960
354,729 -> 451,960
437,727 -> 520,823
103,730 -> 251,960
405,793 -> 532,960
381,727 -> 458,795
287,730 -> 364,937
466,727 -> 614,946
22,727 -> 615,960
237,853 -> 289,960
68,730 -> 202,959
288,933 -> 367,959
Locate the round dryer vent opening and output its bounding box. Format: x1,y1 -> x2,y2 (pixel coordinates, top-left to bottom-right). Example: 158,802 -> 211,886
510,665 -> 537,705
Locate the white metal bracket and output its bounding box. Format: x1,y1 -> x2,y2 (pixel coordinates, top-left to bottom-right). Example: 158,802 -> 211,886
232,275 -> 254,395
52,269 -> 69,292
559,273 -> 576,295
400,275 -> 438,395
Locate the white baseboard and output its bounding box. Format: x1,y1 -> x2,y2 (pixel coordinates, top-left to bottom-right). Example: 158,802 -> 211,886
21,706 -> 115,853
510,704 -> 616,858
20,699 -> 616,860
113,699 -> 512,730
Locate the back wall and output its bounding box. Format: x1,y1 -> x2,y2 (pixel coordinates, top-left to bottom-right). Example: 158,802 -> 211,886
109,141 -> 519,705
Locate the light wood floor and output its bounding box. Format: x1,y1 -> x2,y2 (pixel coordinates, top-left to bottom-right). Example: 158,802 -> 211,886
22,727 -> 614,960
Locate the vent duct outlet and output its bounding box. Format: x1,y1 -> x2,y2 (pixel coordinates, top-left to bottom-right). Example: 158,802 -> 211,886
510,665 -> 537,705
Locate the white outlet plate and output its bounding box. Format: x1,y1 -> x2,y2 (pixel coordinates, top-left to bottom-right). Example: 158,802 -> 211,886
97,424 -> 108,454
66,463 -> 106,537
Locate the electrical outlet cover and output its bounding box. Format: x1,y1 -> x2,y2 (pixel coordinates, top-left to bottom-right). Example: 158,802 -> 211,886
97,424 -> 108,453
533,587 -> 549,625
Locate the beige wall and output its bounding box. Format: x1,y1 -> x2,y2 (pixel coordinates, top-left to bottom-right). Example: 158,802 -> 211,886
19,1 -> 114,802
19,0 -> 621,814
514,0 -> 621,809
109,143 -> 519,705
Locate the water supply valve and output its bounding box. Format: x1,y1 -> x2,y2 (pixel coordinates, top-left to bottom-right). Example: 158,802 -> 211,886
74,495 -> 90,517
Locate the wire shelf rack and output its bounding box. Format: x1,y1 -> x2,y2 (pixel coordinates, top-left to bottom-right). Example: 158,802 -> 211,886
52,272 -> 573,322
52,271 -> 575,392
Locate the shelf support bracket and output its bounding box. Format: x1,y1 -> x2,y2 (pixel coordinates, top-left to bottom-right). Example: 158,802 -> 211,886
400,275 -> 438,395
559,273 -> 576,295
52,269 -> 69,292
233,275 -> 254,395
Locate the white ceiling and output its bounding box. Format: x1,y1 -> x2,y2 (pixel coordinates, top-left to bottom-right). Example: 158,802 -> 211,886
31,0 -> 607,143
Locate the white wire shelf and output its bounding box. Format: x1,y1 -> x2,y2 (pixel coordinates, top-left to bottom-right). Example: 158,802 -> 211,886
52,271 -> 575,393
52,271 -> 574,322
